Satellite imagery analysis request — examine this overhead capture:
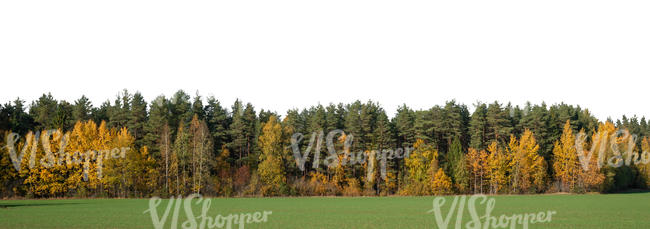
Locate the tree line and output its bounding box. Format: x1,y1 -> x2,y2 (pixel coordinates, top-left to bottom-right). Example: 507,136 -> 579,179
1,89 -> 649,198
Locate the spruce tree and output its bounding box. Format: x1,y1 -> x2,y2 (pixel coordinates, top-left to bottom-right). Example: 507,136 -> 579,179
169,90 -> 192,134
205,96 -> 230,155
486,101 -> 512,145
1,99 -> 34,135
469,102 -> 488,150
53,100 -> 74,131
229,99 -> 246,165
108,89 -> 131,129
92,100 -> 111,124
72,95 -> 92,122
129,92 -> 148,148
191,94 -> 205,120
393,104 -> 416,148
242,103 -> 259,166
144,95 -> 169,157
29,93 -> 58,130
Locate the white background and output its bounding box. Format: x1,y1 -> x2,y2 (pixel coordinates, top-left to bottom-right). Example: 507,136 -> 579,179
1,0 -> 649,120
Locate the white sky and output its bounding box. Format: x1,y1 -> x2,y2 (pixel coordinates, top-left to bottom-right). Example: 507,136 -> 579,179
1,1 -> 649,121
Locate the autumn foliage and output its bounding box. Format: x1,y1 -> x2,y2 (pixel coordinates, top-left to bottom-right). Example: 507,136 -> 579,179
1,92 -> 649,197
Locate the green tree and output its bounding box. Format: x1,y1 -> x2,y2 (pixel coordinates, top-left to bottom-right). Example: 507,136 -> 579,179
448,137 -> 469,192
108,89 -> 131,129
469,102 -> 488,150
72,95 -> 92,122
205,96 -> 230,158
393,104 -> 416,149
1,99 -> 34,135
486,101 -> 512,145
29,93 -> 58,130
129,92 -> 148,148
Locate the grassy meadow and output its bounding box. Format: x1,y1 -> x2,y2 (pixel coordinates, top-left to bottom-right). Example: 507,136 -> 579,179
1,192 -> 649,228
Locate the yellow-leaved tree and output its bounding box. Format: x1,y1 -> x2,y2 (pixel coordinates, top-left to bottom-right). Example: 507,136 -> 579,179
640,137 -> 650,188
66,120 -> 102,196
19,131 -> 42,197
466,147 -> 489,194
0,131 -> 19,196
257,115 -> 287,196
589,122 -> 617,192
487,141 -> 511,194
430,168 -> 453,195
575,128 -> 606,192
552,120 -> 582,192
403,139 -> 438,195
511,129 -> 546,193
126,146 -> 158,197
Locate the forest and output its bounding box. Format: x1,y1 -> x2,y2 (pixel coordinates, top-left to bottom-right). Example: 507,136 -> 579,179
1,89 -> 649,198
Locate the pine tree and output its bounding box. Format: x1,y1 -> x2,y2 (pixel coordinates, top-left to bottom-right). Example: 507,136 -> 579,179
72,95 -> 92,122
394,104 -> 416,149
108,89 -> 131,129
242,103 -> 258,166
92,100 -> 111,124
0,99 -> 34,135
205,96 -> 230,154
440,100 -> 470,152
128,92 -> 147,148
344,101 -> 364,151
325,103 -> 344,131
509,104 -> 524,137
169,90 -> 193,134
29,93 -> 58,130
413,110 -> 434,144
143,95 -> 169,156
54,101 -> 74,131
368,109 -> 395,194
469,103 -> 488,150
486,101 -> 512,145
308,105 -> 327,133
4,90 -> 650,198
191,94 -> 205,120
520,102 -> 552,160
229,99 -> 256,166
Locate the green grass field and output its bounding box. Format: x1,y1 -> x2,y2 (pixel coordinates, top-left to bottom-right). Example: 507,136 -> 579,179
1,192 -> 649,228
